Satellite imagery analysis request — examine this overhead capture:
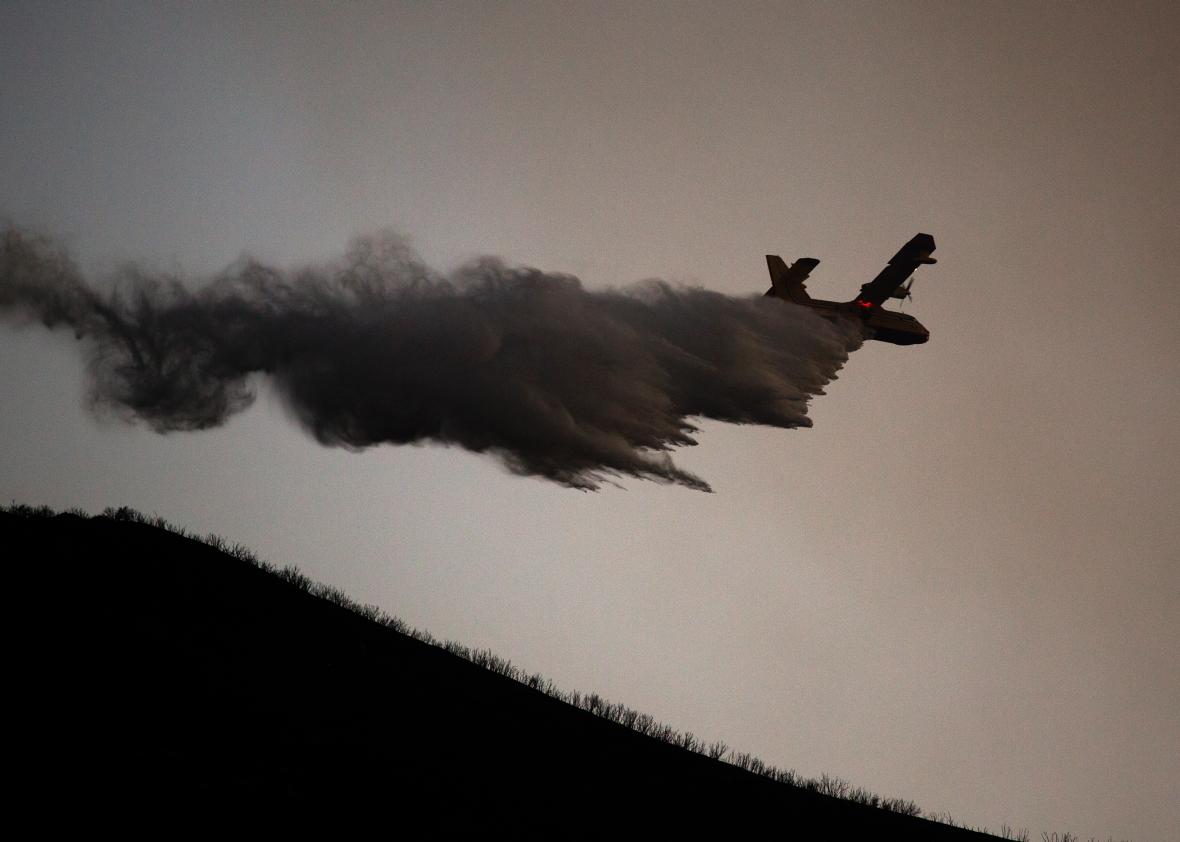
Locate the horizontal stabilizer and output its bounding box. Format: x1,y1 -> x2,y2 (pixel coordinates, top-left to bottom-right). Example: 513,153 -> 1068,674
765,256 -> 819,304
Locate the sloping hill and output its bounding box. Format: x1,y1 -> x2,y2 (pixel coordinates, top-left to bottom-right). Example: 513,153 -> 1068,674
5,509 -> 1004,837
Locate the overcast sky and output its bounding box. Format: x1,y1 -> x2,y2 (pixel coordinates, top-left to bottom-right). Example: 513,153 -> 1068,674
2,2 -> 1177,837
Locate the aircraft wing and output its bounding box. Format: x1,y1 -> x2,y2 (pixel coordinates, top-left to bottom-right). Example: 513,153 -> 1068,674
855,233 -> 936,306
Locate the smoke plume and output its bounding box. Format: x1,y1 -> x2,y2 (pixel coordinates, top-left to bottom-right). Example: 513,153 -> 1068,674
1,225 -> 862,491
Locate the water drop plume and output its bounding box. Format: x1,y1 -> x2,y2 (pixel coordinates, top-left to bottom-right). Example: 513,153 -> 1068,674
1,225 -> 862,490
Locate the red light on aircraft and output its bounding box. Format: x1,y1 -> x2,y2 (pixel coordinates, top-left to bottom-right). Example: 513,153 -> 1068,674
856,299 -> 873,309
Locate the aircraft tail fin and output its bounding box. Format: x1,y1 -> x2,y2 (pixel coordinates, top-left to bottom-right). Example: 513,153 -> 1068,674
765,256 -> 819,304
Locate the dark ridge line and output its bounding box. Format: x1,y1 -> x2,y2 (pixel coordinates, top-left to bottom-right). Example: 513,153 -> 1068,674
5,502 -> 1120,841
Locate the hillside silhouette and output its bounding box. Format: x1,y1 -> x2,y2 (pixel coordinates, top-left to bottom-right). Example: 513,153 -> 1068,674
6,506 -> 1011,837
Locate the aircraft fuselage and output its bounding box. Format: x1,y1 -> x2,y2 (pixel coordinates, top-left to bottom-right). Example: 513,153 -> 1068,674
804,299 -> 929,345
763,233 -> 936,346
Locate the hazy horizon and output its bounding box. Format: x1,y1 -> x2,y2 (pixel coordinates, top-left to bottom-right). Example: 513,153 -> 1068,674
2,2 -> 1177,838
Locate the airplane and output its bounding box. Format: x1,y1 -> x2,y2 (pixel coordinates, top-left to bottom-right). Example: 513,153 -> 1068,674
764,233 -> 936,345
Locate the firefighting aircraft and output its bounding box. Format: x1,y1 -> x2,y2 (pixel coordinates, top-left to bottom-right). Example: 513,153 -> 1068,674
765,233 -> 936,345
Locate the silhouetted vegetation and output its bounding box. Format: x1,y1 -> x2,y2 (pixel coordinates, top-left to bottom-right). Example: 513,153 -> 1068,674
4,502 -> 1125,840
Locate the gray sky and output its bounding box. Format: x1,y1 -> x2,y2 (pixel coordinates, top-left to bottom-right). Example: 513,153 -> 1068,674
2,2 -> 1177,837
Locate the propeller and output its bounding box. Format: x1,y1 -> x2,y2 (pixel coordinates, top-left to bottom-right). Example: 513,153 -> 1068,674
897,276 -> 915,307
